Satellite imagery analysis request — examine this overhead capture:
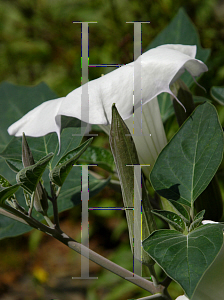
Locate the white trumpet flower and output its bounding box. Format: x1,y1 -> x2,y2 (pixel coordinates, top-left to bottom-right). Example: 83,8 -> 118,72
8,44 -> 207,175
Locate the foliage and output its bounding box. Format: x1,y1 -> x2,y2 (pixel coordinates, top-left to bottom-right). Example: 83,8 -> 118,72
1,3 -> 224,300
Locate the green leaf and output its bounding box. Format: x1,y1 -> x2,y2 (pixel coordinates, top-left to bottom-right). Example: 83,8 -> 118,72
194,210 -> 205,220
16,153 -> 54,194
211,86 -> 224,105
142,224 -> 223,298
0,185 -> 20,206
168,199 -> 190,224
189,210 -> 205,232
152,210 -> 185,233
109,104 -> 157,265
49,138 -> 93,187
148,8 -> 210,87
0,81 -> 58,150
0,175 -> 12,188
150,102 -> 224,207
78,145 -> 115,172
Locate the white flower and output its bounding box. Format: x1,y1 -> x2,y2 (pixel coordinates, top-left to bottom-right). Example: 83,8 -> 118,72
176,221 -> 224,300
8,44 -> 207,174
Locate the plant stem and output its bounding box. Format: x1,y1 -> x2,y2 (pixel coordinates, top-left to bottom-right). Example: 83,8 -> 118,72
50,181 -> 61,230
147,264 -> 159,286
57,232 -> 164,295
1,204 -> 165,295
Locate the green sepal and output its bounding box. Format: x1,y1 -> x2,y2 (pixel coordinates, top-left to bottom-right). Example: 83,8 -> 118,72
22,132 -> 35,167
49,138 -> 93,187
109,104 -> 157,265
0,184 -> 20,206
152,209 -> 185,233
32,182 -> 49,215
16,153 -> 54,194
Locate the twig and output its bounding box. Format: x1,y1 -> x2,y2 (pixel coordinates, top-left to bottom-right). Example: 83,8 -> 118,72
160,277 -> 172,289
1,204 -> 165,295
49,181 -> 61,231
147,264 -> 159,287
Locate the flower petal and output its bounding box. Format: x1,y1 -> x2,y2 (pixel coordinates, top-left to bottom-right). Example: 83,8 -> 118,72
8,98 -> 64,140
125,97 -> 167,178
176,296 -> 189,300
8,44 -> 208,138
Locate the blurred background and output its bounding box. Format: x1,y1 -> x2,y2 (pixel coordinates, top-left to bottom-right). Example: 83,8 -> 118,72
0,0 -> 224,299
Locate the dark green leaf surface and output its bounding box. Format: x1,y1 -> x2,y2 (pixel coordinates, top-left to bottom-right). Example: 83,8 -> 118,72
211,86 -> 224,105
152,210 -> 185,233
168,199 -> 190,224
143,224 -> 223,298
150,102 -> 224,207
16,153 -> 54,194
50,138 -> 93,187
78,145 -> 115,172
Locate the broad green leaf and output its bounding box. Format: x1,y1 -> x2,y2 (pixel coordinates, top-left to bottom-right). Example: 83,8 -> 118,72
193,96 -> 212,104
150,102 -> 224,207
0,81 -> 57,151
78,145 -> 115,172
50,138 -> 93,187
211,86 -> 224,105
172,81 -> 223,222
110,104 -> 157,265
152,210 -> 185,233
148,8 -> 210,87
0,184 -> 20,206
16,153 -> 54,193
142,224 -> 223,298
